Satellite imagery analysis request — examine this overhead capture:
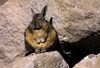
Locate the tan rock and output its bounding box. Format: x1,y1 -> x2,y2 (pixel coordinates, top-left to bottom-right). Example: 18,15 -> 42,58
73,53 -> 100,68
7,51 -> 69,68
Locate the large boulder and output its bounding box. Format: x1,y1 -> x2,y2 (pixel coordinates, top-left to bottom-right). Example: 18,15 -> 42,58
7,51 -> 69,68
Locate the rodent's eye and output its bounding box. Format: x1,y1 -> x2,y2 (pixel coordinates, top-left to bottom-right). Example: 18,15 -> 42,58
39,18 -> 42,20
38,18 -> 42,20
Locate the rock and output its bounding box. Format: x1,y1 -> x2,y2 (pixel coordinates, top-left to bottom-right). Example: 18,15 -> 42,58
1,0 -> 100,67
7,51 -> 69,68
55,0 -> 100,43
0,0 -> 30,66
73,53 -> 100,68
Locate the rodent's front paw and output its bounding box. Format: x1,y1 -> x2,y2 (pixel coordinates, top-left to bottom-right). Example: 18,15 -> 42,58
34,38 -> 40,44
41,37 -> 47,43
41,49 -> 46,53
35,49 -> 40,54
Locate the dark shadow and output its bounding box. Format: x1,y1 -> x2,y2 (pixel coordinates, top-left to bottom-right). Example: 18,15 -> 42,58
61,31 -> 100,68
0,0 -> 8,5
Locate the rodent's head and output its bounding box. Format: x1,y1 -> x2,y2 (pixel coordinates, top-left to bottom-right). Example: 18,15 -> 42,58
31,6 -> 47,29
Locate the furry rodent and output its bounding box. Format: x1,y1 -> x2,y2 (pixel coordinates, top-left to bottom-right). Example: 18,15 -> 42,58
25,6 -> 57,53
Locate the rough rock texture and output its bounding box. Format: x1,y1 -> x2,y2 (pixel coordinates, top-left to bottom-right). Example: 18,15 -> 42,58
1,0 -> 100,68
0,0 -> 29,65
6,51 -> 69,68
73,53 -> 100,68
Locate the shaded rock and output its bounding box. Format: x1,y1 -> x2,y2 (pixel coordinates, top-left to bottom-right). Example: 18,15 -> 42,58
7,51 -> 69,68
0,0 -> 8,5
73,53 -> 100,68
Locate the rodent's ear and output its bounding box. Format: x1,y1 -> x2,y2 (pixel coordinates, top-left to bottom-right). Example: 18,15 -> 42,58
31,9 -> 35,15
41,6 -> 48,17
50,17 -> 53,24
